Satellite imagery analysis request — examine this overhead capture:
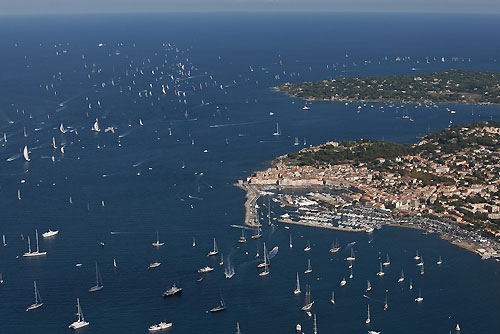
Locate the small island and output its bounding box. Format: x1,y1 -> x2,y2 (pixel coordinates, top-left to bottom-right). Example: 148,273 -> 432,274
238,121 -> 500,258
276,69 -> 500,104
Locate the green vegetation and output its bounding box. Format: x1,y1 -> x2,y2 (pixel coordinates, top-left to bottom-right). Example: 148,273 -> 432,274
277,70 -> 500,104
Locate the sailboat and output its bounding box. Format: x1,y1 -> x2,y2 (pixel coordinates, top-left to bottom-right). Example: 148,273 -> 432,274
417,256 -> 424,266
258,243 -> 269,268
289,234 -> 293,248
313,314 -> 318,334
301,285 -> 314,311
304,241 -> 311,252
52,137 -> 57,149
210,292 -> 226,312
345,248 -> 355,261
414,250 -> 421,261
0,273 -> 3,284
113,259 -> 117,268
18,189 -> 21,200
152,231 -> 164,247
207,238 -> 219,256
23,230 -> 47,257
383,254 -> 390,266
437,256 -> 443,265
294,272 -> 301,294
409,279 -> 413,290
26,281 -> 43,311
192,237 -> 196,247
340,277 -> 347,287
251,225 -> 262,239
219,253 -> 224,266
384,295 -> 388,311
294,137 -> 299,146
238,230 -> 246,243
398,269 -> 405,282
92,118 -> 101,132
23,145 -> 30,162
366,280 -> 372,292
273,122 -> 281,136
236,322 -> 241,334
330,291 -> 335,304
259,255 -> 270,277
2,234 -> 6,247
88,262 -> 104,292
456,324 -> 461,331
420,263 -> 425,276
365,304 -> 371,324
304,258 -> 312,274
329,239 -> 340,253
376,262 -> 385,276
68,298 -> 89,329
60,123 -> 67,134
414,289 -> 424,302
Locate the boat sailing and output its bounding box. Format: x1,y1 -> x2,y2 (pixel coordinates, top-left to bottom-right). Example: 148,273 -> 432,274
329,239 -> 340,253
304,258 -> 312,274
88,262 -> 104,292
207,238 -> 219,256
152,231 -> 164,247
301,285 -> 314,311
26,281 -> 43,311
294,272 -> 301,294
273,122 -> 281,136
68,298 -> 89,329
23,145 -> 30,162
23,230 -> 47,257
210,292 -> 226,312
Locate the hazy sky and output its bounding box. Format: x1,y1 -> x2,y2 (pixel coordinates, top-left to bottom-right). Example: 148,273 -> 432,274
2,0 -> 500,15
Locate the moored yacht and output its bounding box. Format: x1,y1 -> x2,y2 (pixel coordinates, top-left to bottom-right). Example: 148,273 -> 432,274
26,281 -> 43,311
162,284 -> 183,297
42,229 -> 59,238
148,322 -> 172,332
68,298 -> 89,329
23,230 -> 47,257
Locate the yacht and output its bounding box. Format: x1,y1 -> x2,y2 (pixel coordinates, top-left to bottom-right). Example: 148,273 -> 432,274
148,322 -> 172,332
330,291 -> 335,304
2,234 -> 6,247
384,295 -> 388,311
302,105 -> 310,110
273,122 -> 281,136
289,234 -> 293,248
293,272 -> 301,295
162,284 -> 183,297
456,324 -> 461,331
149,262 -> 161,269
409,279 -> 413,290
365,304 -> 371,324
207,238 -> 219,256
210,294 -> 226,312
251,225 -> 262,239
437,256 -> 443,265
26,281 -> 43,311
414,250 -> 421,261
198,266 -> 214,273
23,230 -> 47,257
68,298 -> 89,329
42,229 -> 59,238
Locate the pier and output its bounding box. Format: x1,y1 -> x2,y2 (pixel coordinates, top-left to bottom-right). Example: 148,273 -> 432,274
237,182 -> 261,227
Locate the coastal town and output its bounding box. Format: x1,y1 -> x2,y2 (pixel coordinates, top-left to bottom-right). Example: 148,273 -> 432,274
239,121 -> 500,259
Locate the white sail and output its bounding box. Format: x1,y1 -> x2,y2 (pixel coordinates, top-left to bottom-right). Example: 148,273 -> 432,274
26,280 -> 43,311
92,118 -> 101,132
23,145 -> 30,162
52,137 -> 57,149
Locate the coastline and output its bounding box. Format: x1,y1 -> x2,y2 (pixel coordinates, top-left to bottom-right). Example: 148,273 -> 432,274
236,181 -> 497,258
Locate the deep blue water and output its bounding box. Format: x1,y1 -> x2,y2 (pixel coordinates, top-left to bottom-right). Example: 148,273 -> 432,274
0,13 -> 500,333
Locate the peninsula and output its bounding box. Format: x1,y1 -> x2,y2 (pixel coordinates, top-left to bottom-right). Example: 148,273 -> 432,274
238,121 -> 500,258
276,70 -> 500,104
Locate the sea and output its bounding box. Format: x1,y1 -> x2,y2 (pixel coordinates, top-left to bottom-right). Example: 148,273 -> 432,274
0,12 -> 499,333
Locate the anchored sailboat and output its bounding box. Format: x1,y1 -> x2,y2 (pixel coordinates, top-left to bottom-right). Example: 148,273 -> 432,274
330,291 -> 335,304
366,280 -> 372,292
398,269 -> 405,282
210,292 -> 226,312
329,239 -> 340,253
88,262 -> 104,292
26,281 -> 43,311
345,248 -> 355,261
376,262 -> 385,276
289,234 -> 293,248
365,304 -> 371,324
304,241 -> 311,252
92,118 -> 101,132
68,298 -> 89,329
383,254 -> 390,266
